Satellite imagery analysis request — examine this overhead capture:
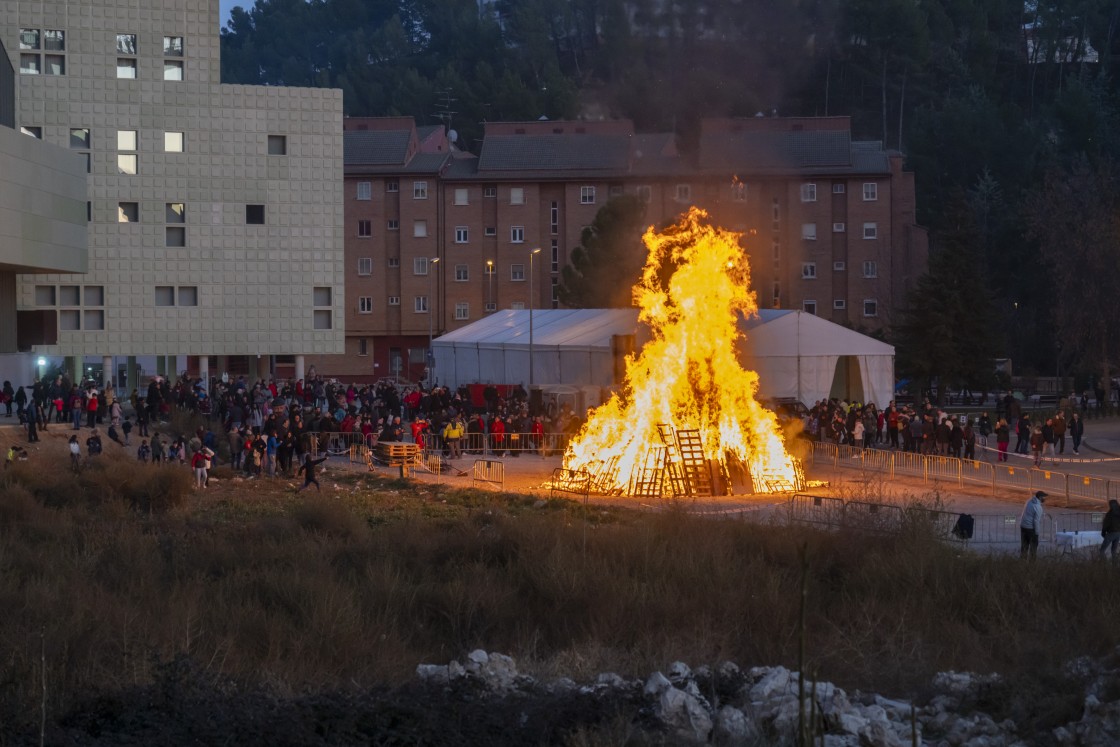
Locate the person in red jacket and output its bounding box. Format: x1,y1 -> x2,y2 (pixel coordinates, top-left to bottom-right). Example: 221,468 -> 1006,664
490,415 -> 506,456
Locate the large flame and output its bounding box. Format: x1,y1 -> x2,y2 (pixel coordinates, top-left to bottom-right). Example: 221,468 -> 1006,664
562,208 -> 797,495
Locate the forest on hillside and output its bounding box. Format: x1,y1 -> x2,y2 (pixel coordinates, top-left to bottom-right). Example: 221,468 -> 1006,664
221,0 -> 1120,393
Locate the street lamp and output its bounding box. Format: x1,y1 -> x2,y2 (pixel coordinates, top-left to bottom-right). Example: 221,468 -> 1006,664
428,257 -> 440,386
486,259 -> 494,313
528,248 -> 541,393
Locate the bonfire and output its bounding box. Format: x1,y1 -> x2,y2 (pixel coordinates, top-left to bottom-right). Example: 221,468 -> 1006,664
562,208 -> 798,495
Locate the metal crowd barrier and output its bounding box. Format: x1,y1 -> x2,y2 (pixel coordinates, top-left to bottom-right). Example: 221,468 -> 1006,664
472,459 -> 505,490
808,441 -> 1112,506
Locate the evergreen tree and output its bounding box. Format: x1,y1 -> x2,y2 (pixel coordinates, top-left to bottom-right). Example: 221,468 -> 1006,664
557,196 -> 648,308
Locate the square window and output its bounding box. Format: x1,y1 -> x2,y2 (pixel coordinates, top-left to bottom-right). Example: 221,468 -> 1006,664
44,55 -> 64,75
862,260 -> 878,278
155,286 -> 175,306
800,183 -> 817,202
833,183 -> 846,194
454,188 -> 469,205
60,310 -> 80,330
675,184 -> 691,202
387,219 -> 399,231
117,130 -> 137,150
19,29 -> 40,50
414,296 -> 429,313
863,222 -> 878,239
164,131 -> 184,152
166,203 -> 185,223
511,263 -> 526,281
358,220 -> 372,237
34,286 -> 56,306
485,302 -> 497,313
117,154 -> 137,175
863,300 -> 878,317
510,187 -> 525,205
356,181 -> 371,200
484,226 -> 496,236
59,286 -> 80,306
163,36 -> 183,56
803,300 -> 817,315
246,205 -> 265,224
455,226 -> 469,244
358,257 -> 372,276
313,287 -> 332,306
833,261 -> 846,271
19,55 -> 40,75
313,310 -> 333,329
83,310 -> 105,331
116,58 -> 137,79
862,182 -> 878,201
388,296 -> 400,306
116,34 -> 136,54
413,220 -> 428,238
118,202 -> 139,223
178,286 -> 198,306
414,257 -> 430,275
580,186 -> 596,205
21,126 -> 41,139
388,257 -> 400,268
483,186 -> 497,198
801,223 -> 817,241
455,264 -> 469,281
510,226 -> 525,243
387,180 -> 399,193
70,128 -> 89,149
834,299 -> 847,310
44,30 -> 64,51
358,296 -> 373,313
413,181 -> 428,199
165,226 -> 186,247
801,262 -> 817,279
358,338 -> 369,356
163,60 -> 183,81
267,135 -> 287,155
455,302 -> 469,321
833,222 -> 846,233
82,287 -> 101,306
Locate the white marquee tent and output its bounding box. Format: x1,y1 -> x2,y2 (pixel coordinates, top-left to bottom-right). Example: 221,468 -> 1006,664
433,308 -> 894,407
432,308 -> 639,390
739,310 -> 896,407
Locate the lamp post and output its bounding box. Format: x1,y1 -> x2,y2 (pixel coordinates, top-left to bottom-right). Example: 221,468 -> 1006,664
427,257 -> 440,386
528,248 -> 541,393
486,259 -> 494,313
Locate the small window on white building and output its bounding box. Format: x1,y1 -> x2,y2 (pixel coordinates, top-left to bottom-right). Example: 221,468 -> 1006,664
267,135 -> 287,155
164,131 -> 184,152
154,286 -> 175,306
118,202 -> 139,223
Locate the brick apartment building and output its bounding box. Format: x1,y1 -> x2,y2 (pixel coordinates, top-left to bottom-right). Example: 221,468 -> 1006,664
308,115 -> 927,384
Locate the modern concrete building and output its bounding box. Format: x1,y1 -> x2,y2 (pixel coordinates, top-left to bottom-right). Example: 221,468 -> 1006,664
310,115 -> 926,385
0,36 -> 87,385
1,0 -> 344,387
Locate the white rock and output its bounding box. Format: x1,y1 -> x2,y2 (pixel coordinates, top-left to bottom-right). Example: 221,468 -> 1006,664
658,685 -> 713,744
694,664 -> 711,680
713,705 -> 758,745
467,649 -> 489,666
645,671 -> 672,696
448,660 -> 466,679
596,672 -> 626,688
750,667 -> 793,701
874,694 -> 913,720
718,661 -> 741,680
668,661 -> 692,683
862,718 -> 903,747
835,711 -> 870,736
415,664 -> 449,683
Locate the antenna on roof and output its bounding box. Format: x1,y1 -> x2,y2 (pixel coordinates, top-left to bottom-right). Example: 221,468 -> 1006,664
434,88 -> 458,133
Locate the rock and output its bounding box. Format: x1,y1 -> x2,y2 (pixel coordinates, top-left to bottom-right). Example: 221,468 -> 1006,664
667,661 -> 692,684
596,672 -> 627,688
548,677 -> 577,694
448,660 -> 466,680
750,667 -> 794,701
657,685 -> 713,744
645,671 -> 672,696
834,711 -> 870,736
415,664 -> 449,683
713,705 -> 758,745
467,649 -> 489,666
718,661 -> 741,680
822,735 -> 861,747
873,694 -> 913,720
694,664 -> 711,680
481,652 -> 518,691
533,499 -> 546,509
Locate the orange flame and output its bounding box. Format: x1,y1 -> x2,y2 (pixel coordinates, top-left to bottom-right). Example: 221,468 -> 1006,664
562,207 -> 797,494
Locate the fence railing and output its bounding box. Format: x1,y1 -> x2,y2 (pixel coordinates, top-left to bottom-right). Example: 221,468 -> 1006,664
808,441 -> 1112,506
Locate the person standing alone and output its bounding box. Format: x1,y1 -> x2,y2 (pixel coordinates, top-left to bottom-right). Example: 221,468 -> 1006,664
1020,490 -> 1048,561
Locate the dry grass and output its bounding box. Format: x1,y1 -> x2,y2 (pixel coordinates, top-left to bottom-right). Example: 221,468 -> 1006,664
0,464 -> 1116,737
